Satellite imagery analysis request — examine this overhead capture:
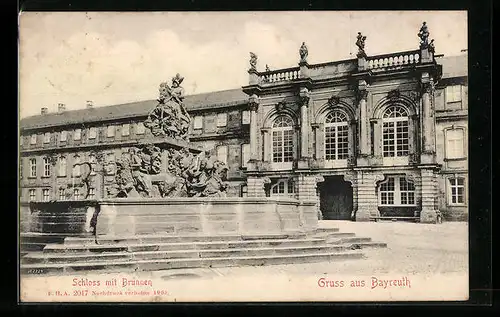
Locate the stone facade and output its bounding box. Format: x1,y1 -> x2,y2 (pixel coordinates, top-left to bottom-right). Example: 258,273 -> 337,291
19,41 -> 467,223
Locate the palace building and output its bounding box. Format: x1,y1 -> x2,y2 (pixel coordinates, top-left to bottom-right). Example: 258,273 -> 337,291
19,31 -> 468,223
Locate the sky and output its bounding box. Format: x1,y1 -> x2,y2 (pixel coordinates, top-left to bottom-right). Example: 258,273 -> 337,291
18,11 -> 467,118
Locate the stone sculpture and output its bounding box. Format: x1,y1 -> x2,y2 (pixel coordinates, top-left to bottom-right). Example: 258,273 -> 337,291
249,52 -> 258,71
428,39 -> 435,53
299,42 -> 308,63
356,32 -> 367,58
144,73 -> 191,140
418,22 -> 430,49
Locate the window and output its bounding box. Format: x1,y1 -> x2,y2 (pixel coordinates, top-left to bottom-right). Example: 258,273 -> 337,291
43,157 -> 51,177
242,110 -> 250,124
241,143 -> 250,167
241,185 -> 248,197
73,188 -> 80,200
217,145 -> 228,164
136,122 -> 145,134
324,111 -> 349,160
445,85 -> 462,103
88,127 -> 97,139
449,177 -> 465,205
44,132 -> 51,143
382,105 -> 409,158
107,125 -> 115,137
271,179 -> 295,197
89,154 -> 97,175
446,129 -> 465,159
58,188 -> 66,201
73,156 -> 81,177
42,189 -> 50,202
30,134 -> 37,145
379,176 -> 415,206
29,158 -> 37,177
272,116 -> 294,163
122,123 -> 130,136
58,156 -> 67,177
29,189 -> 36,201
60,131 -> 67,142
193,116 -> 203,130
88,188 -> 96,199
74,129 -> 81,140
217,113 -> 227,127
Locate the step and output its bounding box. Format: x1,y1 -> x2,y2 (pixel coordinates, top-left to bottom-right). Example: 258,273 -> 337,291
327,237 -> 372,244
43,238 -> 328,254
20,242 -> 50,252
23,244 -> 353,264
62,232 -> 309,246
21,250 -> 365,275
309,232 -> 356,239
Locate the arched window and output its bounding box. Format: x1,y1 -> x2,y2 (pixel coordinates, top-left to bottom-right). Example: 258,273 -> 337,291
382,105 -> 409,158
58,156 -> 67,177
324,111 -> 349,161
272,116 -> 294,163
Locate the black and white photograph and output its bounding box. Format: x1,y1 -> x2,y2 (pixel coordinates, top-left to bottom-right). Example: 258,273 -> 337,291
18,11 -> 469,302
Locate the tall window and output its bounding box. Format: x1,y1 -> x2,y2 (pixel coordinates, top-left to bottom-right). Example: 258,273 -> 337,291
88,127 -> 97,139
217,113 -> 227,127
445,128 -> 465,159
272,116 -> 294,163
105,153 -> 115,175
43,132 -> 51,143
58,156 -> 67,176
107,125 -> 115,137
43,157 -> 51,177
60,131 -> 67,142
88,188 -> 96,199
136,122 -> 145,135
30,134 -> 37,145
122,123 -> 130,136
217,145 -> 228,164
241,143 -> 250,168
58,188 -> 66,200
29,158 -> 37,177
242,110 -> 250,124
449,177 -> 465,205
271,179 -> 295,197
193,116 -> 203,130
379,176 -> 415,206
74,129 -> 81,140
324,111 -> 349,160
42,189 -> 50,202
73,156 -> 81,177
73,188 -> 80,200
29,189 -> 36,201
89,154 -> 97,175
241,185 -> 248,197
445,85 -> 462,103
382,105 -> 409,158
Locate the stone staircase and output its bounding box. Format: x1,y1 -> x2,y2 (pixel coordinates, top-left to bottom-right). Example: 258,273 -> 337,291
20,227 -> 387,275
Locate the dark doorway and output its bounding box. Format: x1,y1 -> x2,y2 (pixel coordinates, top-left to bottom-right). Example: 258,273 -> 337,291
319,176 -> 353,220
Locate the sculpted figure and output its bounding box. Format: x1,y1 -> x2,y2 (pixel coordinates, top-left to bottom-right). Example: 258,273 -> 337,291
299,42 -> 308,62
249,52 -> 258,71
418,22 -> 430,48
428,39 -> 435,53
129,147 -> 152,197
356,32 -> 367,58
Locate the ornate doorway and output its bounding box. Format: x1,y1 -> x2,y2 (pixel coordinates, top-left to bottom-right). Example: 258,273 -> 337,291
319,176 -> 353,220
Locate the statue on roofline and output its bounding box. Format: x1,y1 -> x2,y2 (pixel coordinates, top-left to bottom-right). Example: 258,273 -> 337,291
299,42 -> 308,63
418,21 -> 430,49
249,52 -> 258,71
356,32 -> 367,58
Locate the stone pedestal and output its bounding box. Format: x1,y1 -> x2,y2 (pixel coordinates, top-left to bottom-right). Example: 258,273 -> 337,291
419,168 -> 439,223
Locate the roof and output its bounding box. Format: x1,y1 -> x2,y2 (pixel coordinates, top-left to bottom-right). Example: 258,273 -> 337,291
20,54 -> 467,130
436,53 -> 467,79
20,88 -> 248,130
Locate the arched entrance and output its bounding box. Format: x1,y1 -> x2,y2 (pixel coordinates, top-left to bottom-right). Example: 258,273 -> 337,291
319,175 -> 353,220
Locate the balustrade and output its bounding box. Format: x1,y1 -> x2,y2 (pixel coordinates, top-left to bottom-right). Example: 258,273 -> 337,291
367,51 -> 420,70
260,67 -> 300,83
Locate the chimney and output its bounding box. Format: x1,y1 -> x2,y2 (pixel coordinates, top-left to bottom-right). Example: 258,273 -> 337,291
58,103 -> 66,113
86,100 -> 93,109
41,107 -> 48,115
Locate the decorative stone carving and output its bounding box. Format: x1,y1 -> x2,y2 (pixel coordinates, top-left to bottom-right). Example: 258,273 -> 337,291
299,87 -> 310,107
343,172 -> 357,186
410,91 -> 420,102
328,95 -> 340,106
373,173 -> 386,186
355,32 -> 367,58
249,94 -> 260,112
299,42 -> 308,63
315,175 -> 325,184
421,80 -> 435,95
418,22 -> 430,49
428,39 -> 435,54
144,74 -> 191,140
265,64 -> 271,72
356,89 -> 368,103
275,101 -> 287,112
387,89 -> 401,102
249,52 -> 258,71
